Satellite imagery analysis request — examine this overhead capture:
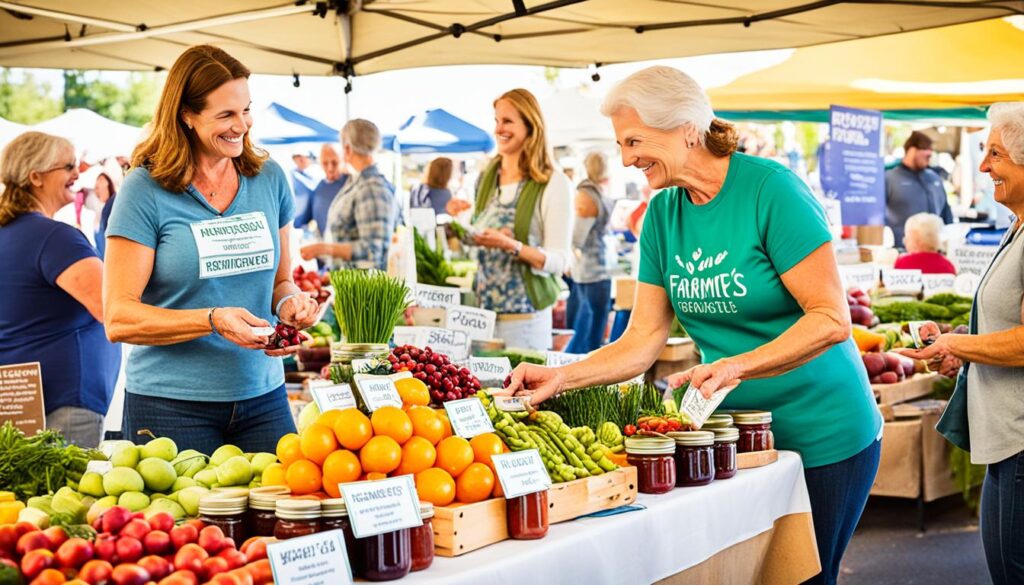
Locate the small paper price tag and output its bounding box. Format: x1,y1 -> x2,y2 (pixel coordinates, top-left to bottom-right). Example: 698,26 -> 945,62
838,264 -> 879,291
494,396 -> 531,412
352,374 -> 403,411
339,476 -> 423,539
86,461 -> 113,476
881,269 -> 923,295
546,351 -> 585,367
445,305 -> 497,342
310,383 -> 357,412
414,284 -> 461,309
678,383 -> 737,429
921,274 -> 956,296
469,357 -> 512,386
492,450 -> 551,499
267,529 -> 353,585
443,398 -> 495,439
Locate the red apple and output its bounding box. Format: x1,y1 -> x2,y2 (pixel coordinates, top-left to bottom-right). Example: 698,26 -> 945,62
21,549 -> 56,579
93,534 -> 117,563
121,519 -> 151,541
115,537 -> 144,564
173,544 -> 208,574
17,531 -> 52,556
144,530 -> 172,555
138,555 -> 173,581
169,525 -> 198,551
110,563 -> 151,585
55,538 -> 93,569
42,527 -> 68,550
77,559 -> 114,584
101,507 -> 133,535
197,526 -> 225,554
147,512 -> 175,534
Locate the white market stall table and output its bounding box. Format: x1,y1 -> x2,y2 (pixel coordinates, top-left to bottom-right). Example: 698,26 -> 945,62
405,451 -> 819,585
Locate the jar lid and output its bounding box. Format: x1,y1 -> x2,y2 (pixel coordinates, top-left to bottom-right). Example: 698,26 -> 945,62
702,414 -> 734,429
198,494 -> 248,515
711,427 -> 740,442
331,343 -> 389,359
420,501 -> 434,520
730,410 -> 772,425
320,498 -> 347,517
668,431 -> 714,447
249,487 -> 289,510
276,498 -> 322,520
624,436 -> 676,455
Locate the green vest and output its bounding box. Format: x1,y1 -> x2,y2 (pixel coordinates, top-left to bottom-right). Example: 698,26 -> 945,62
473,158 -> 560,311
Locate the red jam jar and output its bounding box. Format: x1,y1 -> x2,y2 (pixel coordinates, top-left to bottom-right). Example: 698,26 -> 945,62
358,527 -> 411,581
701,413 -> 734,430
732,411 -> 773,453
669,431 -> 715,487
198,493 -> 248,543
247,487 -> 290,537
274,499 -> 321,540
507,490 -> 549,540
625,436 -> 676,494
320,499 -> 360,574
711,427 -> 739,480
410,502 -> 435,571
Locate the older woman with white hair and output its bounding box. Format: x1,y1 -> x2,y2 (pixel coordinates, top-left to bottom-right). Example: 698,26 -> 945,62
499,66 -> 881,585
893,212 -> 956,274
899,102 -> 1024,585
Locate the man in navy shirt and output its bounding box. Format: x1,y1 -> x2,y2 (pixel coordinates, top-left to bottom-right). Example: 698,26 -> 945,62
885,131 -> 953,248
294,143 -> 347,236
289,149 -> 323,228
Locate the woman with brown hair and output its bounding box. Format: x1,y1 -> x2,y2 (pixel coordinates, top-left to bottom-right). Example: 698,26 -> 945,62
410,156 -> 453,216
447,89 -> 573,349
104,45 -> 319,454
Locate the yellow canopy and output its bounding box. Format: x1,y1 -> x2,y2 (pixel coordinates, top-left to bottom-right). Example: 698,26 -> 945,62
708,17 -> 1024,112
1,1 -> 1022,76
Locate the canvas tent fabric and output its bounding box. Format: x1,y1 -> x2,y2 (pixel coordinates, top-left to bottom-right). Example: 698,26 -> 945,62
33,108 -> 143,161
0,1 -> 1022,77
251,102 -> 341,145
395,108 -> 494,154
708,17 -> 1024,121
0,116 -> 29,149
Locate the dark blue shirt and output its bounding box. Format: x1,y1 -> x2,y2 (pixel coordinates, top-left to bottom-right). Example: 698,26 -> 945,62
409,184 -> 452,217
95,194 -> 116,259
885,164 -> 953,248
0,213 -> 120,415
294,176 -> 347,236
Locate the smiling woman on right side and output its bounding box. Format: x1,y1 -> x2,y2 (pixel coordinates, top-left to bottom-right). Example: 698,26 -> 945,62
898,102 -> 1024,585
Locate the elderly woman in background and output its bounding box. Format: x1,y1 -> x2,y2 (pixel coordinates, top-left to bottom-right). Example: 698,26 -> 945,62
0,132 -> 120,447
899,102 -> 1024,585
499,66 -> 881,585
410,157 -> 454,217
105,45 -> 318,455
565,151 -> 614,354
893,212 -> 956,274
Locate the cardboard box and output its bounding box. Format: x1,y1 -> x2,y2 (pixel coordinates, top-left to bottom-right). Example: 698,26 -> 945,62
613,277 -> 637,311
870,402 -> 959,502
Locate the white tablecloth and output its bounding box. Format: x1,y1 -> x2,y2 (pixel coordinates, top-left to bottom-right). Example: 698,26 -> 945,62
405,451 -> 812,585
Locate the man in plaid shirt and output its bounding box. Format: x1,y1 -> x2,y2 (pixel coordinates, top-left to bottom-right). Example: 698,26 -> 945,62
300,119 -> 400,270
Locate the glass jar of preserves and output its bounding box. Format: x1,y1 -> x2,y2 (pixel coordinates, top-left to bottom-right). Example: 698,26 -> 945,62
711,427 -> 739,479
702,413 -> 734,429
358,527 -> 411,581
274,499 -> 321,540
329,343 -> 390,384
506,490 -> 549,540
247,487 -> 290,537
732,411 -> 773,453
320,498 -> 360,574
625,436 -> 676,494
198,494 -> 248,543
669,431 -> 715,487
410,502 -> 434,571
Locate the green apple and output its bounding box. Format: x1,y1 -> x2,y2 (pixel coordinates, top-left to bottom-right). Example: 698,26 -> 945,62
250,452 -> 278,475
145,498 -> 186,521
140,437 -> 178,461
109,444 -> 140,468
172,476 -> 197,492
118,491 -> 150,512
102,467 -> 145,497
172,450 -> 208,478
137,457 -> 177,492
78,472 -> 106,498
176,486 -> 209,517
210,445 -> 244,467
215,456 -> 253,487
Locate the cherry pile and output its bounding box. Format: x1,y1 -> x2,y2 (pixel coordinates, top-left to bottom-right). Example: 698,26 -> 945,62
267,323 -> 302,349
293,266 -> 331,304
388,345 -> 481,404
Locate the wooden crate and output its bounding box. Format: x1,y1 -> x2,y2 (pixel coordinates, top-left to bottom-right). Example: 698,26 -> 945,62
613,277 -> 637,311
433,466 -> 638,557
872,373 -> 939,406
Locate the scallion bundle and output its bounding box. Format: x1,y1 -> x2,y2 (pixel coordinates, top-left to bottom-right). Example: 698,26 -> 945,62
329,269 -> 411,344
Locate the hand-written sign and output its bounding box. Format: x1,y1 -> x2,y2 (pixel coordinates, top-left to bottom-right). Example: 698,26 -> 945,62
339,476 -> 422,539
268,529 -> 353,585
921,274 -> 956,296
469,357 -> 512,386
0,362 -> 44,435
445,306 -> 497,342
352,375 -> 402,411
881,269 -> 923,294
492,450 -> 551,499
443,397 -> 495,439
311,383 -> 357,412
950,244 -> 999,277
414,284 -> 461,309
393,326 -> 471,361
838,264 -> 879,291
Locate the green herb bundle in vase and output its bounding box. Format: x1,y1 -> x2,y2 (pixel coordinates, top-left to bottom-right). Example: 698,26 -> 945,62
327,270 -> 411,384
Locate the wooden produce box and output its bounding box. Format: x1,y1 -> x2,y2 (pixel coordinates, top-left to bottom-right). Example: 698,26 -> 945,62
613,277 -> 637,311
872,373 -> 939,406
433,466 -> 638,557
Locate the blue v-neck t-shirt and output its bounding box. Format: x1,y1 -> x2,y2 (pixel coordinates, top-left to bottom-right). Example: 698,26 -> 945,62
106,159 -> 294,402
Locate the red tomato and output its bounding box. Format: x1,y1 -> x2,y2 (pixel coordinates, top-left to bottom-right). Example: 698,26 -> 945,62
55,538 -> 94,569
244,559 -> 274,585
109,563 -> 151,585
216,548 -> 247,570
41,527 -> 68,550
240,538 -> 267,563
173,544 -> 208,574
200,556 -> 230,581
146,512 -> 175,533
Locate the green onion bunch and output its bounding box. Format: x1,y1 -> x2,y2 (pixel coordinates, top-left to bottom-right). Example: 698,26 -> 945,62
329,269 -> 411,344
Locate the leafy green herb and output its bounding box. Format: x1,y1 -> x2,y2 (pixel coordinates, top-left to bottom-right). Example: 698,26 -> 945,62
0,422 -> 105,501
413,230 -> 457,287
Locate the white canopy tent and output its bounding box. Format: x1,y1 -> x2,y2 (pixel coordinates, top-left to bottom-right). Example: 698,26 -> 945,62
0,116 -> 29,149
32,108 -> 144,161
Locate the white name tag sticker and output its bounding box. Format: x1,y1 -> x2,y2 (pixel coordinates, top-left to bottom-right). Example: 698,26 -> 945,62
352,374 -> 403,411
546,351 -> 585,367
268,529 -> 353,585
445,306 -> 497,342
310,384 -> 357,412
881,269 -> 923,294
492,450 -> 551,499
190,211 -> 275,279
414,284 -> 461,309
339,476 -> 422,539
494,396 -> 531,412
443,397 -> 495,439
921,274 -> 956,296
469,357 -> 512,386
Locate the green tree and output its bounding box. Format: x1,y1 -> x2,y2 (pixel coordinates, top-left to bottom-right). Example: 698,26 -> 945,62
62,70 -> 162,126
0,69 -> 62,124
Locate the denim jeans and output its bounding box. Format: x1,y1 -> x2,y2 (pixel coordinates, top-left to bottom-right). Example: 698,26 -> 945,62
47,407 -> 104,448
565,278 -> 612,354
981,450 -> 1024,584
802,439 -> 881,585
122,384 -> 296,455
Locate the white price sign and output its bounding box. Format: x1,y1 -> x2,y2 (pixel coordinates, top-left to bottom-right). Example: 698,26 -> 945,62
310,384 -> 357,412
546,351 -> 585,367
881,269 -> 923,294
339,476 -> 423,539
414,284 -> 461,309
445,306 -> 497,342
921,274 -> 956,296
268,529 -> 353,585
409,208 -> 438,250
951,244 -> 998,277
443,398 -> 495,439
352,374 -> 403,411
492,450 -> 551,499
954,273 -> 981,296
494,396 -> 531,412
392,326 -> 471,361
839,264 -> 879,291
469,357 -> 512,386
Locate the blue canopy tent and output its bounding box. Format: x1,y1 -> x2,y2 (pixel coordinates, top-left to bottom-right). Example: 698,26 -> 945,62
253,102 -> 339,145
394,108 -> 493,154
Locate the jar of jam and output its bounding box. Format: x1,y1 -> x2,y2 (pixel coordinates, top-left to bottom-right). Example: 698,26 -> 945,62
669,431 -> 715,487
410,502 -> 434,571
625,436 -> 676,494
320,498 -> 360,573
274,499 -> 321,540
506,490 -> 549,540
732,411 -> 773,453
358,527 -> 411,581
247,487 -> 290,537
711,427 -> 739,480
330,343 -> 389,384
198,494 -> 248,543
702,413 -> 734,429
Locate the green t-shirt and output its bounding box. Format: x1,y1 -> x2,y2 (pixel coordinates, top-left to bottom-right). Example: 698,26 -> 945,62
638,152 -> 882,468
